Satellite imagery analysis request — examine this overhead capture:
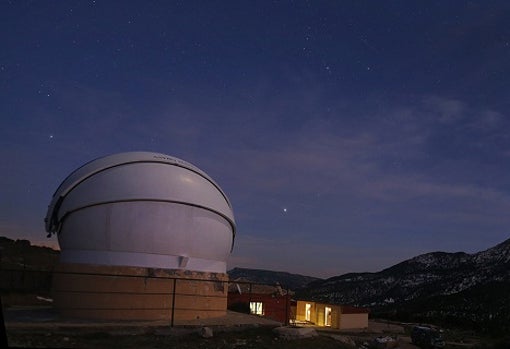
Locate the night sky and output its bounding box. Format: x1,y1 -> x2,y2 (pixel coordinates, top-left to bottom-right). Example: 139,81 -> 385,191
2,1 -> 510,278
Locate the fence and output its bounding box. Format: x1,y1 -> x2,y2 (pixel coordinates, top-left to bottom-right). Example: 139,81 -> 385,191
1,268 -> 53,295
1,267 -> 292,326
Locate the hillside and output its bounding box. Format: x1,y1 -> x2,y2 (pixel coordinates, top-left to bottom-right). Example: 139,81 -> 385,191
0,236 -> 59,270
297,237 -> 510,333
228,267 -> 322,290
0,237 -> 59,299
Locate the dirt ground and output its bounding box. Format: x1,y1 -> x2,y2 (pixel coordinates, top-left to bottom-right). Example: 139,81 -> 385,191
6,323 -> 416,349
3,306 -> 482,349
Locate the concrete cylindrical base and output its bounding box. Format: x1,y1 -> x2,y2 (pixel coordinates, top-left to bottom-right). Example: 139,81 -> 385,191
52,263 -> 228,321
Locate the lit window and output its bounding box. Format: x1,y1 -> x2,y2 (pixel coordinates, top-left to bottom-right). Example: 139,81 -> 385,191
250,302 -> 263,315
305,303 -> 311,321
325,306 -> 332,326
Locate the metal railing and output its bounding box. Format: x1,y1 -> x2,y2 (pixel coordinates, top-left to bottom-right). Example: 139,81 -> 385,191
1,267 -> 293,326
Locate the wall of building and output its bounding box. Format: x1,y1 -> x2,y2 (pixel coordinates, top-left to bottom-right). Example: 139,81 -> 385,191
295,300 -> 308,322
227,292 -> 290,323
294,300 -> 368,330
316,303 -> 325,326
331,306 -> 341,329
52,263 -> 228,321
339,313 -> 369,330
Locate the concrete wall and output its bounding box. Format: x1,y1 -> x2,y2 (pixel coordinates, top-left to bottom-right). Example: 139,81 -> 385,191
52,263 -> 228,321
339,313 -> 368,330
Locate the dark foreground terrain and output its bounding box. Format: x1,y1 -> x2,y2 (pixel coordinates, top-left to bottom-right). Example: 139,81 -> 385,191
8,326 -> 350,349
7,324 -> 509,349
8,326 -> 510,349
6,310 -> 508,349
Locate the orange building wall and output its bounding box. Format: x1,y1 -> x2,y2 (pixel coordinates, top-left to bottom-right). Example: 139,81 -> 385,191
295,300 -> 308,322
52,263 -> 228,321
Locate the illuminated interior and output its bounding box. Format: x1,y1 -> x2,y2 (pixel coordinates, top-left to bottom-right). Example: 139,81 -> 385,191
325,306 -> 332,326
305,303 -> 312,322
250,301 -> 263,315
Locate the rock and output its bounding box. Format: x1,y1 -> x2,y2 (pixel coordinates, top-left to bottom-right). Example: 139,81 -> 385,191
231,338 -> 247,347
199,326 -> 213,338
328,334 -> 356,346
372,336 -> 398,349
272,326 -> 318,340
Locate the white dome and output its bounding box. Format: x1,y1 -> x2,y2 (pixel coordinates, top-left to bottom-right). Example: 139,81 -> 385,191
45,151 -> 236,273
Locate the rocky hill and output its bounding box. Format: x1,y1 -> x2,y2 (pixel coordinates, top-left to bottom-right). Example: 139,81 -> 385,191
0,236 -> 59,297
297,238 -> 510,333
228,267 -> 321,291
0,236 -> 59,270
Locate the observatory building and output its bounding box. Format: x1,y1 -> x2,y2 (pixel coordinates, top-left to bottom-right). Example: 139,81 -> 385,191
45,151 -> 236,321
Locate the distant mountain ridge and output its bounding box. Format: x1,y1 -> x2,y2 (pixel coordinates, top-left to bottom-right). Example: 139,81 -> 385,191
3,235 -> 509,332
0,236 -> 59,270
297,237 -> 510,333
228,267 -> 322,290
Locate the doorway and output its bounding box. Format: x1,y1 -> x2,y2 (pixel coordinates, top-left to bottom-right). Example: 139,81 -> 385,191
325,306 -> 332,326
305,303 -> 311,322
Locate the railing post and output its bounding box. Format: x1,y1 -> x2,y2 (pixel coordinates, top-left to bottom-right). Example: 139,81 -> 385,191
285,290 -> 289,326
0,295 -> 7,349
248,283 -> 252,314
170,278 -> 177,327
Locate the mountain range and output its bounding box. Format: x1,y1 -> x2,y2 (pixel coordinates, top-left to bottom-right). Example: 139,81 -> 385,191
227,267 -> 321,291
300,237 -> 510,305
230,238 -> 510,333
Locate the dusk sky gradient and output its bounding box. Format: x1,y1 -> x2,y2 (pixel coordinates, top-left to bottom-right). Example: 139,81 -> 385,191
2,1 -> 510,278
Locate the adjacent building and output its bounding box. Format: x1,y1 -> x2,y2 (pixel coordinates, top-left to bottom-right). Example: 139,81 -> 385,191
227,282 -> 369,329
295,300 -> 369,330
227,282 -> 292,323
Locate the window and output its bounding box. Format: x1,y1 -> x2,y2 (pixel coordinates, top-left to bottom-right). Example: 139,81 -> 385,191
250,302 -> 263,315
325,306 -> 332,326
305,303 -> 312,321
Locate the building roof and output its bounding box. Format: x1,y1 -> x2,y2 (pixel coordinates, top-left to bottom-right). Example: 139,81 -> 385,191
45,151 -> 235,235
44,151 -> 236,273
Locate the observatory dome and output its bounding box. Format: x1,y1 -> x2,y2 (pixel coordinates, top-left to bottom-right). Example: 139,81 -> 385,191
45,151 -> 236,273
